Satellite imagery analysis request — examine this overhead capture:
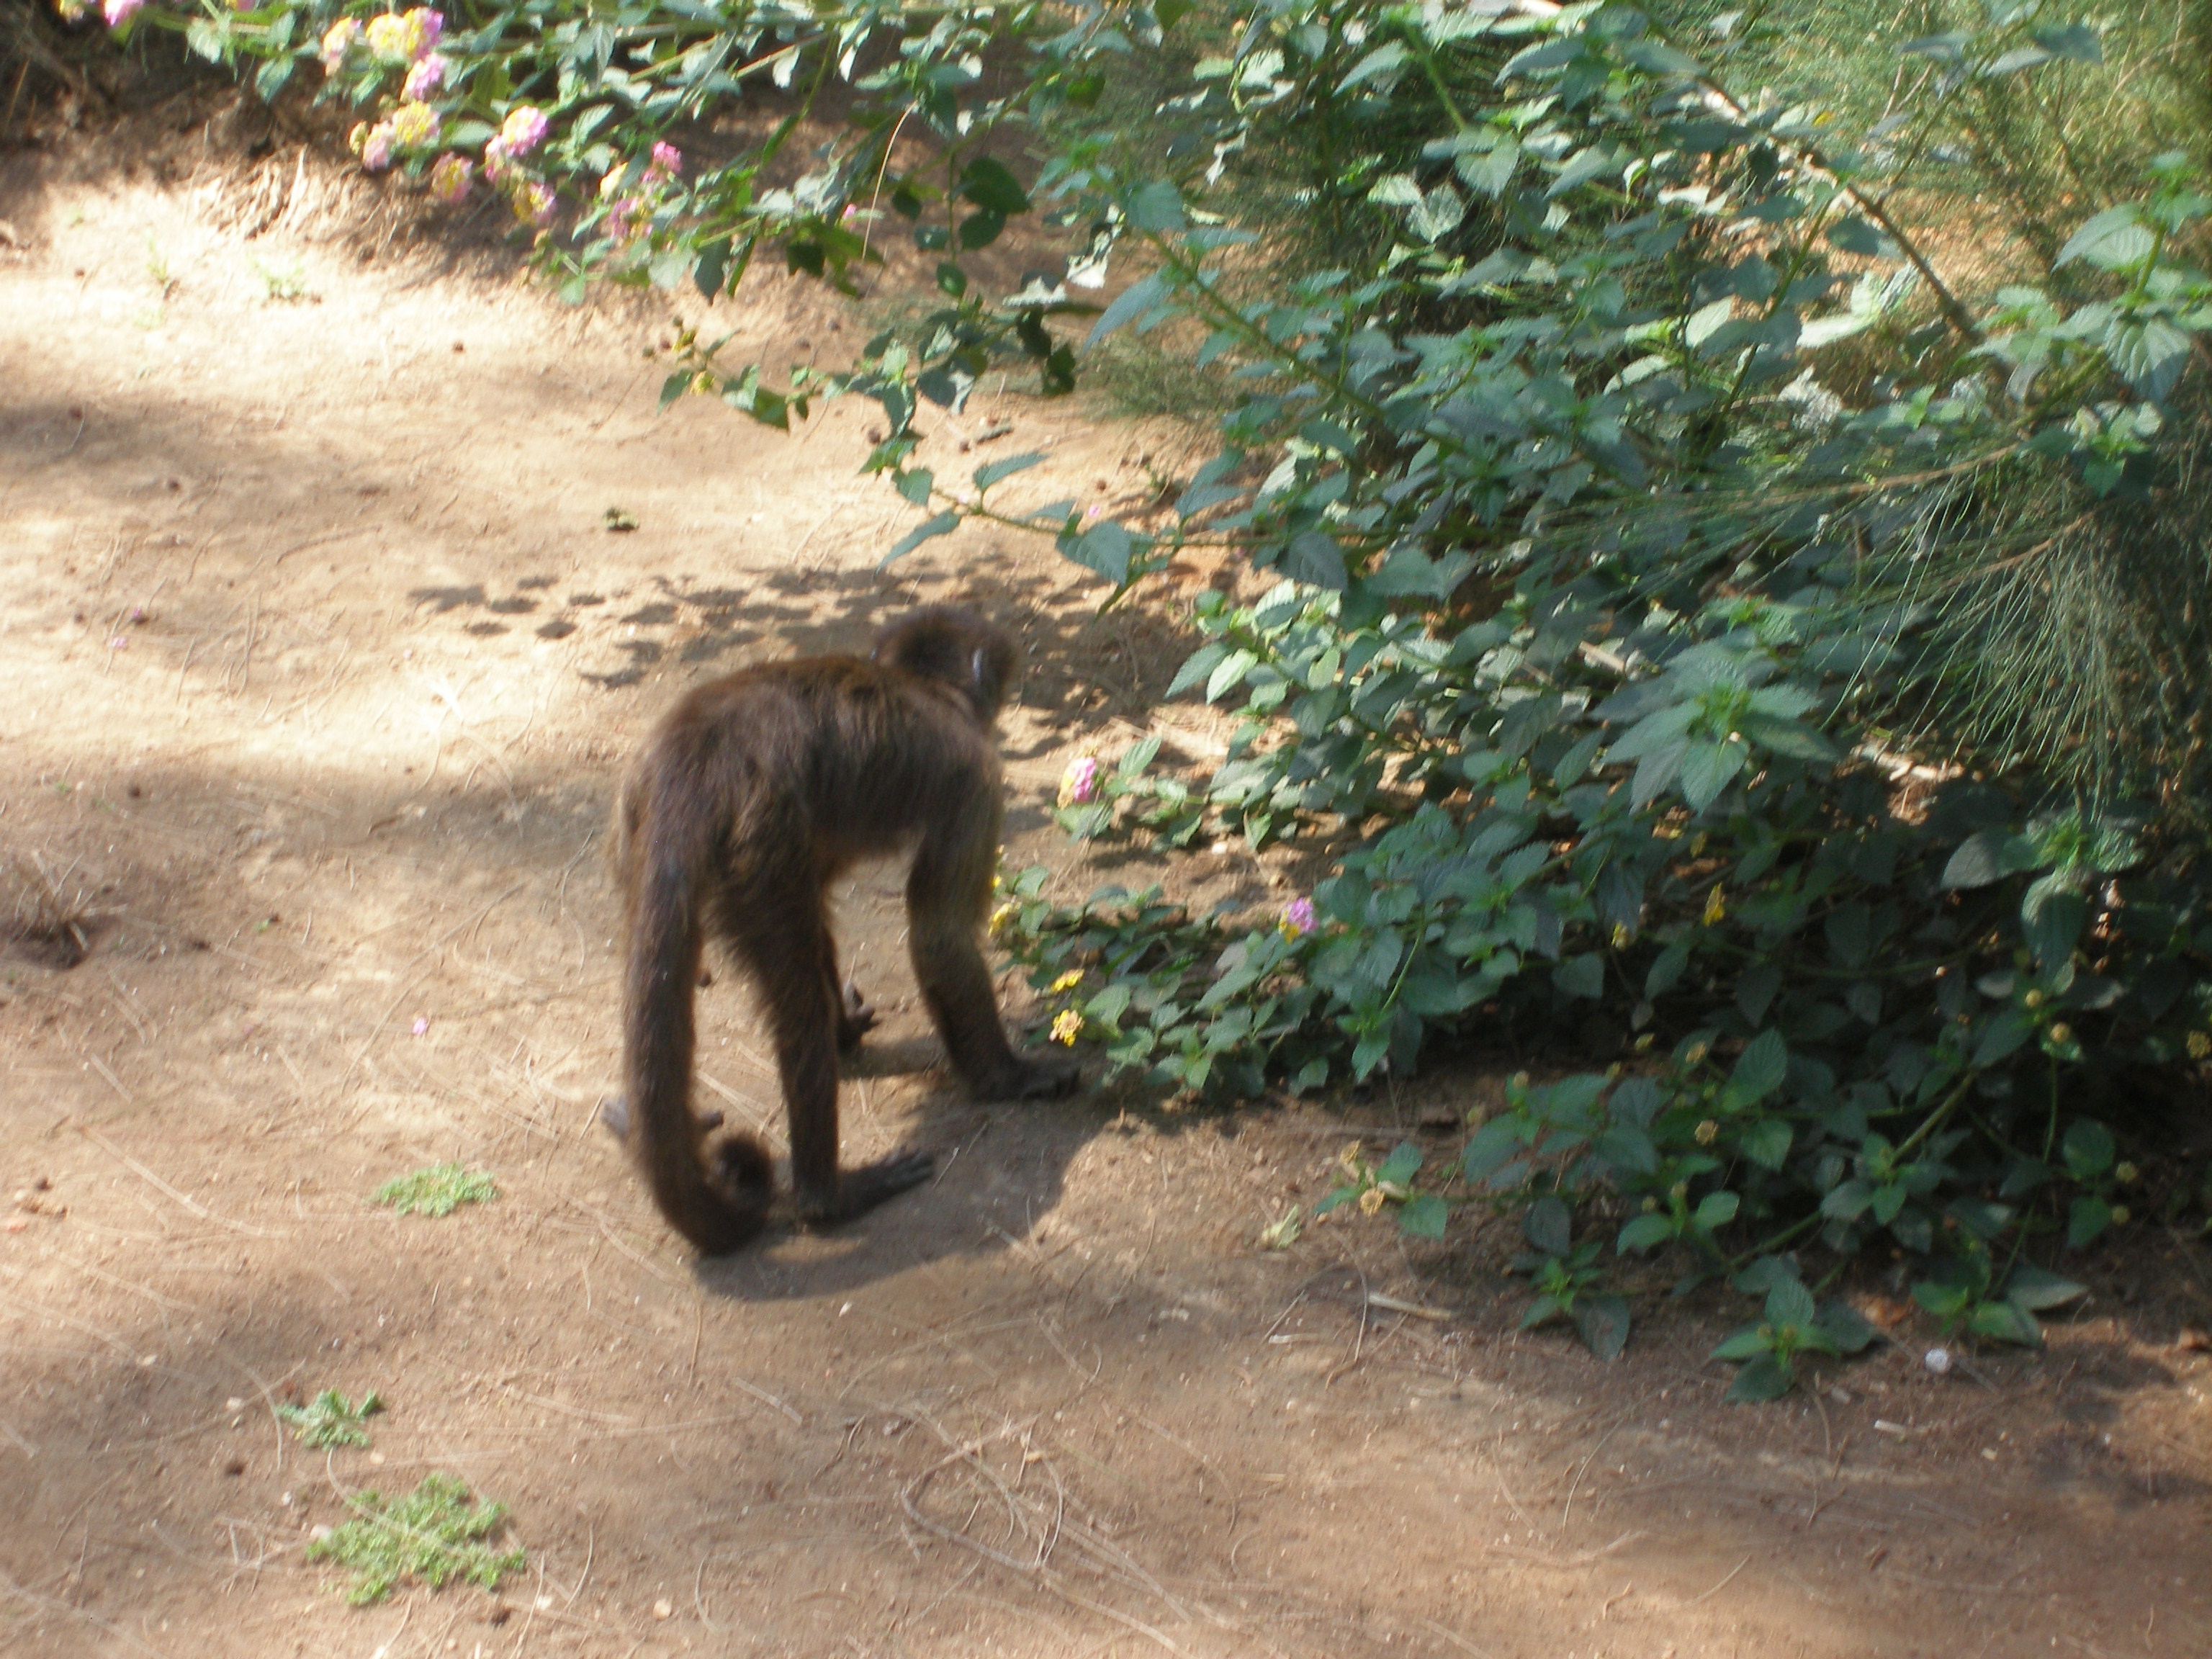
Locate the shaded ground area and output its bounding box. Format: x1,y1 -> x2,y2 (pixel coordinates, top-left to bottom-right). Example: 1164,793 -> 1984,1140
4,91 -> 2211,1659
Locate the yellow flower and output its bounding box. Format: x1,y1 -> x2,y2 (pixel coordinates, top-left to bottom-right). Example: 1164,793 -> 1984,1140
1694,1118 -> 1719,1146
1358,1185 -> 1387,1216
2115,1162 -> 2139,1184
1049,969 -> 1084,994
2047,1022 -> 2073,1046
2110,1205 -> 2131,1226
1050,1009 -> 1083,1046
1338,1141 -> 1364,1177
988,902 -> 1017,940
1702,884 -> 1726,926
2188,1030 -> 2210,1060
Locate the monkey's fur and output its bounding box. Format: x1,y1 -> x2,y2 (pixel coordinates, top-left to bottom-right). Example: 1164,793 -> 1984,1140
608,607 -> 1080,1254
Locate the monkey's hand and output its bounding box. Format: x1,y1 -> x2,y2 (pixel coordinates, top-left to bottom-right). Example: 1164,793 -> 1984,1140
976,1051 -> 1082,1101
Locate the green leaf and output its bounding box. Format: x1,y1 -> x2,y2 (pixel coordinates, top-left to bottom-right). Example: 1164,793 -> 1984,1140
1087,272 -> 1167,346
1365,174 -> 1423,208
1820,1179 -> 1874,1221
958,210 -> 1006,251
1340,42 -> 1409,92
1764,1278 -> 1817,1330
1399,1192 -> 1448,1240
1524,1195 -> 1573,1258
1712,1326 -> 1771,1362
2067,1195 -> 2113,1248
1727,1029 -> 1788,1107
879,511 -> 961,567
958,156 -> 1030,216
1377,1141 -> 1424,1187
1692,1190 -> 1740,1232
1059,519 -> 1134,585
1574,1294 -> 1631,1361
1551,953 -> 1604,1000
1941,830 -> 2037,889
1969,1300 -> 2043,1346
2062,1119 -> 2116,1180
1126,181 -> 1185,232
1740,1118 -> 1794,1171
1679,738 -> 1747,810
973,451 -> 1046,491
1725,1354 -> 1796,1401
1912,1279 -> 1972,1318
1617,1212 -> 1675,1254
2056,205 -> 2154,271
2002,1265 -> 2087,1311
1815,1300 -> 1879,1355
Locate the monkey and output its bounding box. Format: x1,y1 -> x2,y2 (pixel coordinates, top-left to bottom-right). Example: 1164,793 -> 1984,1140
606,606 -> 1081,1255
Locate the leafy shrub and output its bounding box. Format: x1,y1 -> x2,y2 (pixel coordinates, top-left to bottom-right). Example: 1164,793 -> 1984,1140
138,0 -> 2212,1381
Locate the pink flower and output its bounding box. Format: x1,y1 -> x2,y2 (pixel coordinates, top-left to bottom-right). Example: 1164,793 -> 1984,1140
403,7 -> 442,58
481,135 -> 511,181
108,634 -> 129,650
500,105 -> 549,156
603,194 -> 647,246
360,120 -> 395,173
410,1015 -> 429,1037
402,53 -> 446,99
1280,896 -> 1318,938
103,0 -> 144,25
428,153 -> 472,204
645,140 -> 683,182
368,7 -> 441,61
510,179 -> 556,225
319,17 -> 361,68
390,102 -> 439,149
364,12 -> 408,57
1057,756 -> 1100,809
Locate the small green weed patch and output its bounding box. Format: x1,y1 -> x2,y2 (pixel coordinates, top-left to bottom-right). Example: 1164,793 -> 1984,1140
276,1388 -> 384,1449
307,1473 -> 524,1605
374,1162 -> 497,1217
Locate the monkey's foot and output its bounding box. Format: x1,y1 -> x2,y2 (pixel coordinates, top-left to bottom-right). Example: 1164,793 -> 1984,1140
836,979 -> 879,1051
798,1151 -> 934,1228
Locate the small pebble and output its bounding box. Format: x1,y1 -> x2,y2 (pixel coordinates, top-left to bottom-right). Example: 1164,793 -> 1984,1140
652,1599 -> 673,1620
1923,1346 -> 1953,1376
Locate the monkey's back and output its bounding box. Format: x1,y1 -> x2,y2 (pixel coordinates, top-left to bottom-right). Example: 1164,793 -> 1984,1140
619,652 -> 1001,884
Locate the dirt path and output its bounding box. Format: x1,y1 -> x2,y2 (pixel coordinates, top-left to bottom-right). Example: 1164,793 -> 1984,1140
4,115 -> 2211,1659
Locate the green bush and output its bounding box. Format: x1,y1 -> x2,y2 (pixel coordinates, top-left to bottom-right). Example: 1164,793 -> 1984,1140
133,0 -> 2212,1382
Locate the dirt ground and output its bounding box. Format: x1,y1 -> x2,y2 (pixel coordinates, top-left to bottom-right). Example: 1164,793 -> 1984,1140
5,89 -> 2212,1659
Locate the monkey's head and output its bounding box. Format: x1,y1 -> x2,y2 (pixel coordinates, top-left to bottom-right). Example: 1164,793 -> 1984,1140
871,606 -> 1018,723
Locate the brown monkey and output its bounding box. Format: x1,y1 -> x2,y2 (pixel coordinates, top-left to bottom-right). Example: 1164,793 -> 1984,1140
608,606 -> 1079,1254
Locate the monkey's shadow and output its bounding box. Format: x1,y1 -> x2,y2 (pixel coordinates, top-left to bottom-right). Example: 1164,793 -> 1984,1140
683,1040 -> 1105,1305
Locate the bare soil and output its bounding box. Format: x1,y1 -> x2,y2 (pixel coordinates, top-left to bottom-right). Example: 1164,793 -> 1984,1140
4,91 -> 2212,1659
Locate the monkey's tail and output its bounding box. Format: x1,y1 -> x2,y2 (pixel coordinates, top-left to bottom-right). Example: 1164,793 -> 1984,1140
623,786 -> 773,1255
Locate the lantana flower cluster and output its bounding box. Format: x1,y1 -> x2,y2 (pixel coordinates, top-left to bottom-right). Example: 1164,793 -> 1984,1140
597,140 -> 684,248
335,10 -> 446,176
1056,756 -> 1100,809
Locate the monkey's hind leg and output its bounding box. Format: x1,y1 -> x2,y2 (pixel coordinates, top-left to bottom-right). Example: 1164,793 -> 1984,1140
733,887 -> 930,1229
